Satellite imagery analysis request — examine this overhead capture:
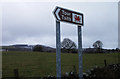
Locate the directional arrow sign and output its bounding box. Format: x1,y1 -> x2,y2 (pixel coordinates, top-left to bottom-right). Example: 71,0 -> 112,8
53,6 -> 84,26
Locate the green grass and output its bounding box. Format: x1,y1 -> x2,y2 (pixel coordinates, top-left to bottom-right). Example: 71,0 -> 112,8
2,51 -> 119,77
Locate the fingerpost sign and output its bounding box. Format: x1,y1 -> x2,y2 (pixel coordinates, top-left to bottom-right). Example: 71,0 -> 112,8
53,6 -> 84,79
54,6 -> 84,25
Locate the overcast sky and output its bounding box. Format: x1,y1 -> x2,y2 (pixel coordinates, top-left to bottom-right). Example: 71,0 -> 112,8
2,2 -> 118,49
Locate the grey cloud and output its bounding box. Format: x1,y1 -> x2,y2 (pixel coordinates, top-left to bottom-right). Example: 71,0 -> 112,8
2,2 -> 118,48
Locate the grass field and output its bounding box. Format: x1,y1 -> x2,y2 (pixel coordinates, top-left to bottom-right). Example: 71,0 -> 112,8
2,51 -> 119,77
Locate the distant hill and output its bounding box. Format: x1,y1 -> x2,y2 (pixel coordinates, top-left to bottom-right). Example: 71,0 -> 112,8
1,44 -> 56,52
1,44 -> 32,51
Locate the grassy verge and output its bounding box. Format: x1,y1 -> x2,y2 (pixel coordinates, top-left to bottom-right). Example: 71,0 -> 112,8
2,51 -> 119,77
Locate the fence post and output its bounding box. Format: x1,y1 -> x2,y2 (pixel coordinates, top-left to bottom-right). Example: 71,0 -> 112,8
73,65 -> 77,74
104,59 -> 107,66
14,69 -> 19,79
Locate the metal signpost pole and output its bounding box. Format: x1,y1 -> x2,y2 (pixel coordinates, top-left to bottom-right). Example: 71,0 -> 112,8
56,20 -> 61,79
78,26 -> 83,79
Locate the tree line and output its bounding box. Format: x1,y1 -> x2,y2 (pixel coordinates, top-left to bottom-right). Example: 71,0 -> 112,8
33,38 -> 111,53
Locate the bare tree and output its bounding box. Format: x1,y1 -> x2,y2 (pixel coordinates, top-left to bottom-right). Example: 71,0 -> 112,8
93,40 -> 103,49
61,38 -> 77,53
